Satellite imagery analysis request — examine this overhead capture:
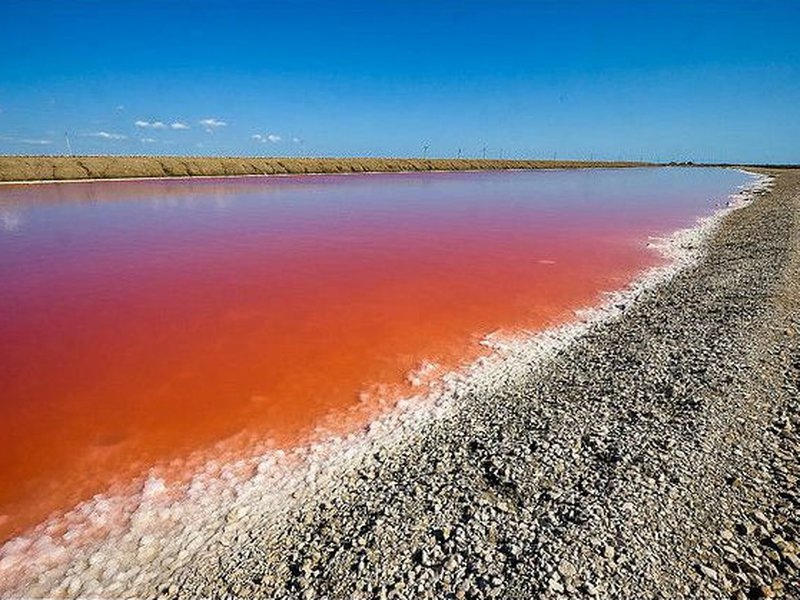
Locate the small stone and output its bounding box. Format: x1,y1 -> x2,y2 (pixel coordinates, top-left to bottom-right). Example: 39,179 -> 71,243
558,559 -> 577,578
302,589 -> 316,600
582,581 -> 598,596
721,529 -> 734,541
765,549 -> 781,562
548,576 -> 565,593
698,564 -> 718,581
603,545 -> 616,560
66,577 -> 83,596
752,511 -> 770,528
443,555 -> 460,572
783,552 -> 800,569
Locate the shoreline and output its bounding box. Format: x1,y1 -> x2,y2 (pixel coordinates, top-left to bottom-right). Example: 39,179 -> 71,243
0,156 -> 651,185
241,167 -> 794,600
0,166 -> 648,189
0,172 -> 789,598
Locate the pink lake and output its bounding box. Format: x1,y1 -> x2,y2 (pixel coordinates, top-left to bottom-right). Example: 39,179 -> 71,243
0,167 -> 750,541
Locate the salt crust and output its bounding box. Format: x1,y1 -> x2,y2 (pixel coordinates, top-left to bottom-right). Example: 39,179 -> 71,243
0,171 -> 773,598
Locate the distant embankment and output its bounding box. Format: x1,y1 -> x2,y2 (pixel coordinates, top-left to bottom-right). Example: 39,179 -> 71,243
0,156 -> 648,183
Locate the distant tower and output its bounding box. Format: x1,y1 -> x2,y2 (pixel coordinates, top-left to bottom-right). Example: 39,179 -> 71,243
422,144 -> 430,159
457,148 -> 462,159
482,145 -> 487,160
64,132 -> 72,156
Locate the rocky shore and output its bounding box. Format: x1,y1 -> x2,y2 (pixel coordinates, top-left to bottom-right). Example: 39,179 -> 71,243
1,169 -> 798,600
171,169 -> 800,599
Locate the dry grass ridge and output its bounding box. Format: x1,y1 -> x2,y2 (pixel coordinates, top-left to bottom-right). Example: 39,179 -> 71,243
0,156 -> 649,183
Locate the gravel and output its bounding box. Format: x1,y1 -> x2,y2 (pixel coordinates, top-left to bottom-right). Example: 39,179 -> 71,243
167,168 -> 800,599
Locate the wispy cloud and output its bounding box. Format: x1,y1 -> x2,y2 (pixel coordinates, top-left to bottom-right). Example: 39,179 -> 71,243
140,137 -> 157,143
135,120 -> 167,129
116,105 -> 125,112
0,134 -> 52,145
200,118 -> 227,132
85,131 -> 127,140
292,137 -> 303,144
170,121 -> 189,130
252,132 -> 281,143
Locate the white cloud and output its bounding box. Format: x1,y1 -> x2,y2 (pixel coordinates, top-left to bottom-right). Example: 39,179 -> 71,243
170,121 -> 189,130
200,118 -> 227,132
292,137 -> 302,144
251,132 -> 282,143
116,105 -> 125,112
86,131 -> 127,140
135,120 -> 167,129
0,134 -> 52,145
140,137 -> 157,143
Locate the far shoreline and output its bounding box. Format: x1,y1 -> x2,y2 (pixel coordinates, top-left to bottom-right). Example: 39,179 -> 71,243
0,155 -> 656,185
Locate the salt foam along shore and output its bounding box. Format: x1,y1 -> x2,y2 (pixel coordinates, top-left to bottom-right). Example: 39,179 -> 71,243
0,171 -> 773,598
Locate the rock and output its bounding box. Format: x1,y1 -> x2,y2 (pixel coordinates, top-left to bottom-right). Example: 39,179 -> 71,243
581,580 -> 598,596
697,564 -> 718,581
752,511 -> 771,528
782,552 -> 800,570
548,575 -> 565,594
558,559 -> 577,579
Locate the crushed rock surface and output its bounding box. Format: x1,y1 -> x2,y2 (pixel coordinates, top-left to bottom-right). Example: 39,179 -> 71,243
171,170 -> 800,599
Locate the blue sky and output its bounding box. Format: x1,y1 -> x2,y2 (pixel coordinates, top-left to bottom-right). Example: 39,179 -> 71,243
1,0 -> 798,163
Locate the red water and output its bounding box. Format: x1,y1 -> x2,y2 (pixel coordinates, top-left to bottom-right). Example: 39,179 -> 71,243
0,168 -> 748,541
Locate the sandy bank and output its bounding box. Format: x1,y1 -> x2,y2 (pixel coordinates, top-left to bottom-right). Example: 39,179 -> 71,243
0,156 -> 648,184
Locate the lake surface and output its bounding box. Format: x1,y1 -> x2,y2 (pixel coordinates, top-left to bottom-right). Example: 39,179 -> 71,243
0,167 -> 750,541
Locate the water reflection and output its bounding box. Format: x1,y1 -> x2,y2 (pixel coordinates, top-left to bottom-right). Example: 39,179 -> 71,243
0,207 -> 23,233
